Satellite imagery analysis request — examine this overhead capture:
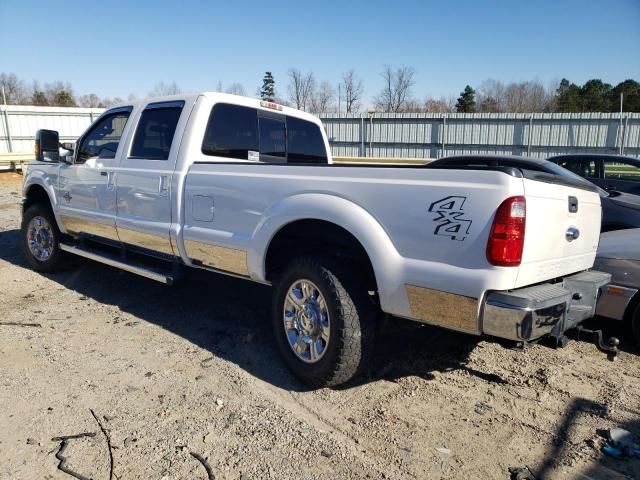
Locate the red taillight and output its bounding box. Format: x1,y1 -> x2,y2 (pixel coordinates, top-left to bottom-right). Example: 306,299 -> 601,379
487,196 -> 526,267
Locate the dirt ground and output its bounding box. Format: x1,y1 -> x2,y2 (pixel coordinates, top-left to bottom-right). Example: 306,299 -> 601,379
1,171 -> 639,480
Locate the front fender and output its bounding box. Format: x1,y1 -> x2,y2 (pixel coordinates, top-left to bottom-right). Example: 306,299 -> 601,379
22,163 -> 65,231
249,193 -> 408,315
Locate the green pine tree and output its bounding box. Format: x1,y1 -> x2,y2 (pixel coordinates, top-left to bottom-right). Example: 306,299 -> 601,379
579,79 -> 612,112
260,72 -> 275,101
608,79 -> 640,112
455,85 -> 476,113
555,79 -> 581,112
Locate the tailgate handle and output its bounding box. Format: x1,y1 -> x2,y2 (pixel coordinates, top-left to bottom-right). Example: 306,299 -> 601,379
568,196 -> 578,213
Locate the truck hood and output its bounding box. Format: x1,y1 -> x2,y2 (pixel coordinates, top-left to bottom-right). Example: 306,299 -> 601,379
597,228 -> 640,261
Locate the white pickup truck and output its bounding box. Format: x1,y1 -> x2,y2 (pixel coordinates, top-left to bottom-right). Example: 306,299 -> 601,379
22,93 -> 610,386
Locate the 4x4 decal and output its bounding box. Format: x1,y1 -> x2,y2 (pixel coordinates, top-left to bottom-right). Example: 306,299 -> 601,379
428,196 -> 472,241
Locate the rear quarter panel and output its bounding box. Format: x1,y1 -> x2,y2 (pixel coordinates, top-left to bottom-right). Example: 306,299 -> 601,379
181,164 -> 525,318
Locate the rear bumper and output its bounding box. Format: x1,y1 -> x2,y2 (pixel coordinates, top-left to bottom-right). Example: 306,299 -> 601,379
481,270 -> 611,342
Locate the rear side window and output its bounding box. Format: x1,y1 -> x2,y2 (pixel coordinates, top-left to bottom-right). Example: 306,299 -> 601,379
202,104 -> 258,160
287,117 -> 327,164
130,102 -> 184,160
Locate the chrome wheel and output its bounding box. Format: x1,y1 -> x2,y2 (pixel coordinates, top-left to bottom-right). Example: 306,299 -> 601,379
283,279 -> 330,363
27,215 -> 54,261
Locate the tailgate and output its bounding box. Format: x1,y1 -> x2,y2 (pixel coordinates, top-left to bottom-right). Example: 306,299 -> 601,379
516,177 -> 601,287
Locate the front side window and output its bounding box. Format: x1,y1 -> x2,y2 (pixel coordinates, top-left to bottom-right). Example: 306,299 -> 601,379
130,103 -> 183,160
202,104 -> 258,160
287,117 -> 327,164
603,159 -> 640,182
76,111 -> 130,163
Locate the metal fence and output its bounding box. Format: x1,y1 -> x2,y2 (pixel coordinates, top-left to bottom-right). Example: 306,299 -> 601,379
318,112 -> 640,159
0,105 -> 104,153
2,105 -> 639,159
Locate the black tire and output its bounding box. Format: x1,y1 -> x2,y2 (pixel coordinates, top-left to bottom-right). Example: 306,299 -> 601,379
21,203 -> 68,272
271,256 -> 375,388
631,302 -> 640,349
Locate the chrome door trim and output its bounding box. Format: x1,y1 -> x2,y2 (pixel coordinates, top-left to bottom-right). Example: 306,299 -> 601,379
184,239 -> 249,276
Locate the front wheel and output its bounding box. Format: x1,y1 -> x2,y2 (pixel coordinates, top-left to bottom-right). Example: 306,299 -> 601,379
272,256 -> 375,388
21,203 -> 69,272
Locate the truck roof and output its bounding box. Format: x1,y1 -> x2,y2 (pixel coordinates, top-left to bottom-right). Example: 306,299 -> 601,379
109,92 -> 323,127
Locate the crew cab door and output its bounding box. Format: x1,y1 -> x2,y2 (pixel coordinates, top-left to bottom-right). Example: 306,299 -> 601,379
115,100 -> 186,256
57,107 -> 132,241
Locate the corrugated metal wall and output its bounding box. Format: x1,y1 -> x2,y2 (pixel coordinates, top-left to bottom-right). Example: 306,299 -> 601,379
0,105 -> 104,153
319,112 -> 640,159
1,106 -> 638,159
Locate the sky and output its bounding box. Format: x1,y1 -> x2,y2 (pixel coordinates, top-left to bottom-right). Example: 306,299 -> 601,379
1,0 -> 639,105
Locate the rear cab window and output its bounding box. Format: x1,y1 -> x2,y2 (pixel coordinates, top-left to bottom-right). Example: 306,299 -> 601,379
130,101 -> 184,160
201,103 -> 327,164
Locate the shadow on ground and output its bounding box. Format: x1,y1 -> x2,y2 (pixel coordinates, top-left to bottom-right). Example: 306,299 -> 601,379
0,228 -> 482,391
530,398 -> 640,479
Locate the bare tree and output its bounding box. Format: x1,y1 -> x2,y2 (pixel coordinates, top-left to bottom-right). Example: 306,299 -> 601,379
341,70 -> 364,113
287,69 -> 315,111
423,96 -> 455,113
44,81 -> 76,106
78,93 -> 101,108
0,73 -> 27,104
105,97 -> 125,107
373,65 -> 416,112
225,83 -> 246,96
149,81 -> 181,97
477,78 -> 554,113
310,81 -> 335,113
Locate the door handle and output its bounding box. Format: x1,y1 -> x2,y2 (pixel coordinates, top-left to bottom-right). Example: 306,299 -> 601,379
158,175 -> 170,197
100,171 -> 108,176
106,171 -> 115,190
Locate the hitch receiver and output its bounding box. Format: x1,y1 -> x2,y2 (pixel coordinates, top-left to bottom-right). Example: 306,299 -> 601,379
575,326 -> 620,361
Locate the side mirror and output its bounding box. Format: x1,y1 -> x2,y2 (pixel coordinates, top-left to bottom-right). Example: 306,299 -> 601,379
35,129 -> 60,163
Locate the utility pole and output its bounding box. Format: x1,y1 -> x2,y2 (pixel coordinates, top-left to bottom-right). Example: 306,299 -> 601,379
619,92 -> 624,155
1,87 -> 6,105
338,84 -> 341,114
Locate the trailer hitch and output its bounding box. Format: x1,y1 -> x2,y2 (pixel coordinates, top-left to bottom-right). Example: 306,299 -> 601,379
575,326 -> 619,361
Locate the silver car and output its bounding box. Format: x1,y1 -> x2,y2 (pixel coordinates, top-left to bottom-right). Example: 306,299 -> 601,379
594,229 -> 640,346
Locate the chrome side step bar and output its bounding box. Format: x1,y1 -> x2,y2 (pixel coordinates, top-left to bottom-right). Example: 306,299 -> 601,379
60,243 -> 174,285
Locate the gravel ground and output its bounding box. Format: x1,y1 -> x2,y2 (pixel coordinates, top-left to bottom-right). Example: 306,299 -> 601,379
1,172 -> 639,480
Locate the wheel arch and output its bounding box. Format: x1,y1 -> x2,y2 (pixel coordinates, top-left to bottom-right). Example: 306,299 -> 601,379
251,193 -> 405,312
23,183 -> 54,212
264,218 -> 378,291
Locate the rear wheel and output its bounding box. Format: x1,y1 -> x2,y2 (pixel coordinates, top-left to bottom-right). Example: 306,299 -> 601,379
21,203 -> 69,272
272,256 -> 375,388
631,303 -> 640,349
